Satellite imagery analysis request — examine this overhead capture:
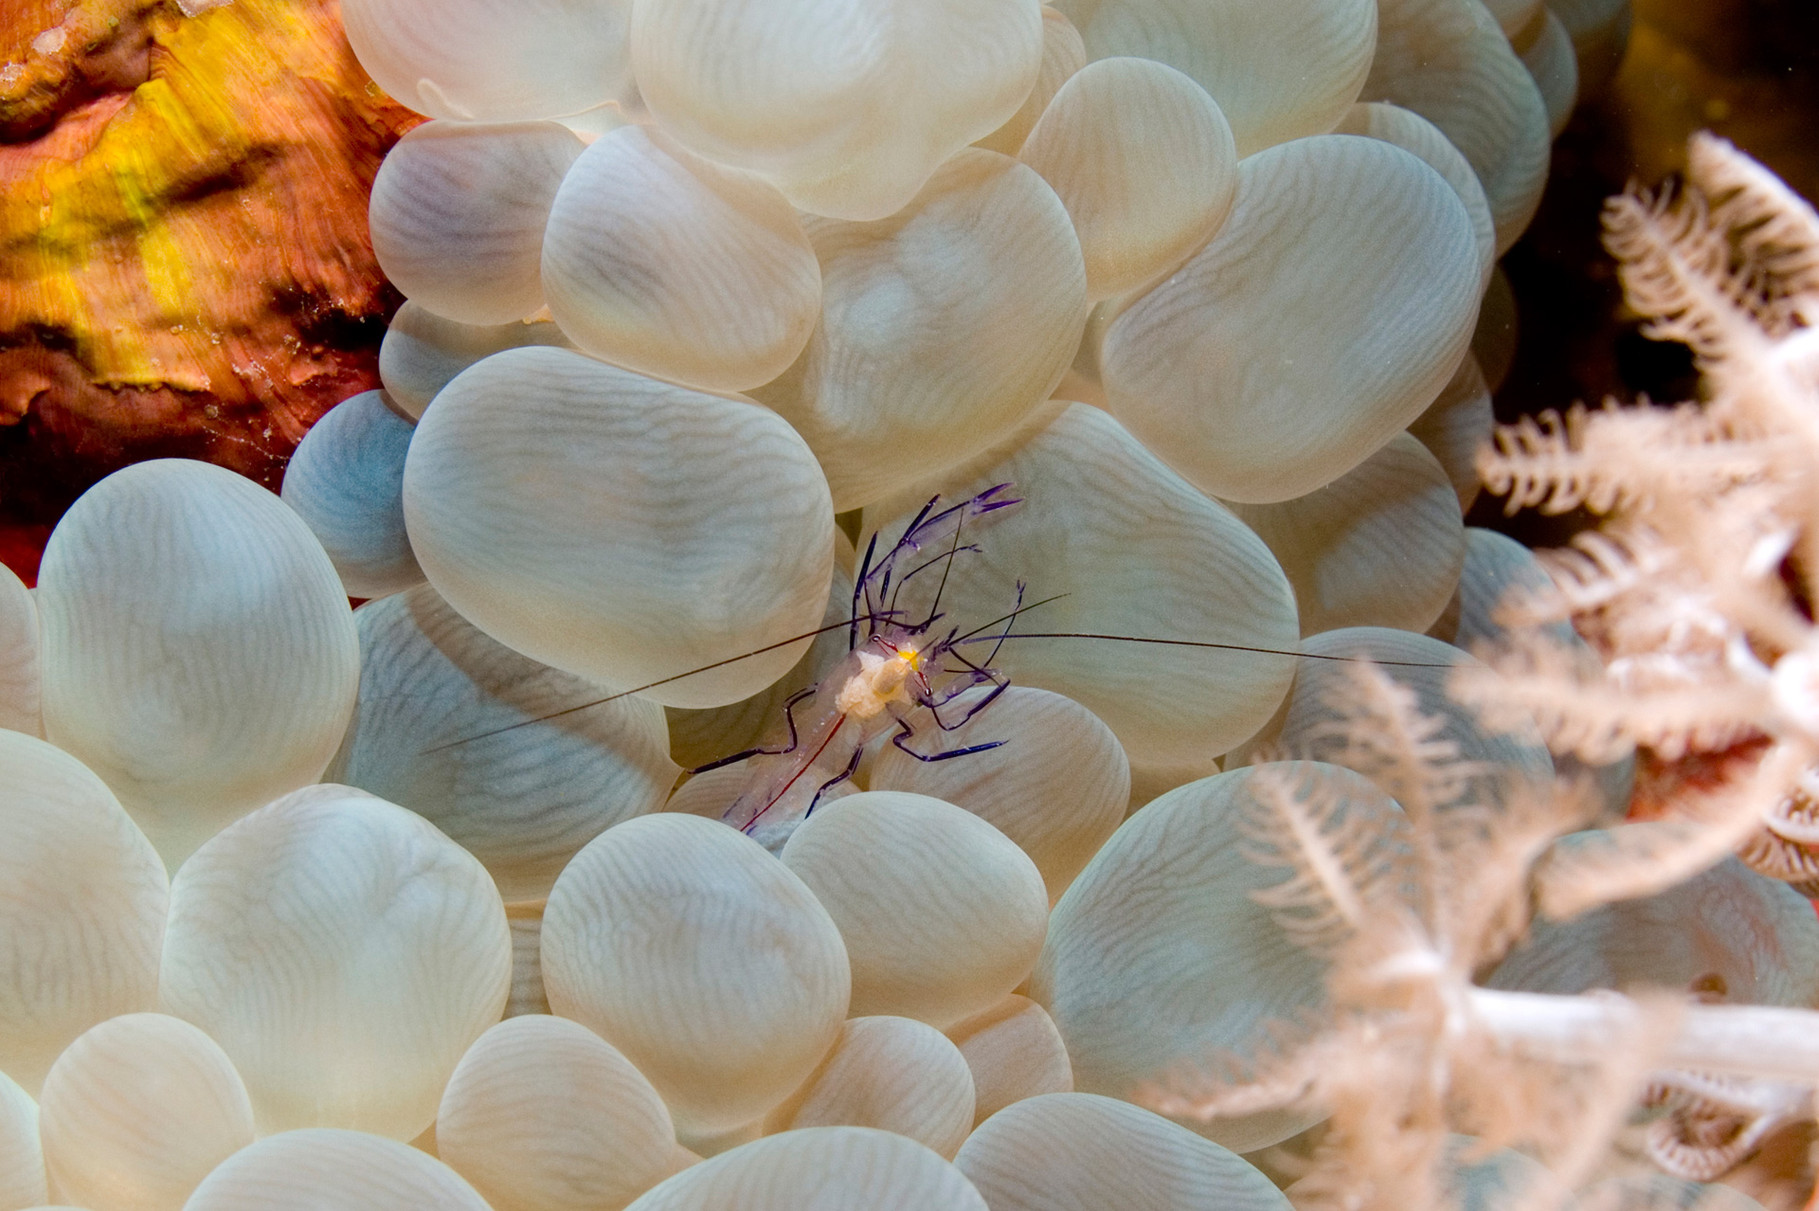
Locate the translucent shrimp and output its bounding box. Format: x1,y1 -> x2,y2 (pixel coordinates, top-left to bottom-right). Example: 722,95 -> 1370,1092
694,484 -> 1028,852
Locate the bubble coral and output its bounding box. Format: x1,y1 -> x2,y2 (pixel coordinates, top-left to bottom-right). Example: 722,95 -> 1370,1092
38,1012 -> 255,1211
158,785 -> 511,1140
35,458 -> 359,866
0,731 -> 167,1095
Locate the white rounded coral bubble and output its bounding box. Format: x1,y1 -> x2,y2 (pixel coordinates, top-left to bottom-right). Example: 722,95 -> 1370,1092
1516,9 -> 1580,141
159,786 -> 511,1140
183,1128 -> 491,1211
624,1127 -> 987,1211
763,1016 -> 976,1159
631,0 -> 1043,220
779,791 -> 1048,1029
0,562 -> 39,737
1101,135 -> 1481,504
403,346 -> 834,708
1407,354 -> 1495,511
1227,433 -> 1466,636
1333,102 -> 1497,290
368,120 -> 582,325
753,149 -> 1087,512
378,302 -> 572,420
1363,0 -> 1551,255
342,0 -> 634,121
1019,56 -> 1237,300
35,459 -> 359,867
1488,854 -> 1819,1008
0,731 -> 167,1094
868,685 -> 1129,902
954,1092 -> 1290,1211
1225,626 -> 1556,808
326,582 -> 678,904
974,6 -> 1087,156
38,1013 -> 253,1211
944,995 -> 1073,1126
1050,0 -> 1377,157
542,127 -> 821,393
0,1070 -> 47,1208
280,390 -> 423,599
437,1015 -> 678,1211
542,814 -> 851,1138
663,547 -> 854,771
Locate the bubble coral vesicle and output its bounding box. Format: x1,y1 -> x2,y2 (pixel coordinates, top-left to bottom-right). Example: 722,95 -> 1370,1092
368,119 -> 584,326
402,346 -> 835,708
35,459 -> 360,868
1100,135 -> 1481,505
1363,0 -> 1551,255
0,731 -> 168,1096
541,813 -> 851,1138
1018,56 -> 1238,300
762,1015 -> 977,1159
158,785 -> 512,1141
341,0 -> 636,121
540,126 -> 823,393
0,1063 -> 47,1208
436,1014 -> 679,1211
1032,762 -> 1408,1153
954,1092 -> 1292,1211
630,0 -> 1044,220
327,581 -> 679,904
182,1127 -> 494,1211
779,792 -> 1050,1029
753,149 -> 1088,512
378,302 -> 573,421
0,563 -> 41,738
622,1126 -> 988,1211
38,1012 -> 255,1211
867,685 -> 1131,902
944,995 -> 1074,1126
863,401 -> 1299,766
1227,433 -> 1467,637
280,389 -> 425,600
1049,0 -> 1377,158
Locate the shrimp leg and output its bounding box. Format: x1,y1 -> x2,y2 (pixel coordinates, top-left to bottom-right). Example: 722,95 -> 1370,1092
889,715 -> 1007,763
689,685 -> 818,773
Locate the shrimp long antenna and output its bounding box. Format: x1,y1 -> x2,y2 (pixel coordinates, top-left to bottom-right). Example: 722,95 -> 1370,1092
420,611 -> 901,754
952,631 -> 1460,669
949,593 -> 1074,643
894,492 -> 972,629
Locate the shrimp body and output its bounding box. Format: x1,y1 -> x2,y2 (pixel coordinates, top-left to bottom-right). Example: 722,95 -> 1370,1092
705,486 -> 1023,853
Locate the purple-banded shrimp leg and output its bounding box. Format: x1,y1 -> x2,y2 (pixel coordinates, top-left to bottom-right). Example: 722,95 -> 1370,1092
894,486 -> 1021,633
887,505 -> 989,630
889,714 -> 1007,762
925,664 -> 1010,733
688,685 -> 819,773
800,743 -> 868,821
849,495 -> 938,647
913,578 -> 1025,733
851,484 -> 1022,646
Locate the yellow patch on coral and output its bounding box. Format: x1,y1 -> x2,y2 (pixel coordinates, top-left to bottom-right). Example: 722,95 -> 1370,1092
0,0 -> 415,394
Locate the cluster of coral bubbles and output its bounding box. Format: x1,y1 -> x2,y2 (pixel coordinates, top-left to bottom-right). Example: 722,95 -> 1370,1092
0,0 -> 1742,1208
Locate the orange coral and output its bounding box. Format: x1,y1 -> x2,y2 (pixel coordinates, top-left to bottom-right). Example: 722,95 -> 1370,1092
0,0 -> 417,582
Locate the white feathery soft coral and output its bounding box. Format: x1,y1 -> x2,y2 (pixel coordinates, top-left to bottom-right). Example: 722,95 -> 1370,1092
1460,133 -> 1819,909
